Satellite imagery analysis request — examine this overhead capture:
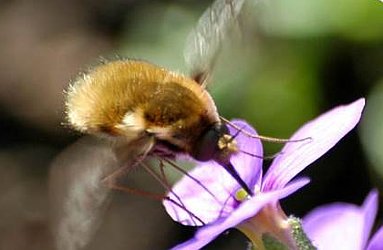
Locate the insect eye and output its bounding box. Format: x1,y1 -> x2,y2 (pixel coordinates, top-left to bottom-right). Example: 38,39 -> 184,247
191,124 -> 228,162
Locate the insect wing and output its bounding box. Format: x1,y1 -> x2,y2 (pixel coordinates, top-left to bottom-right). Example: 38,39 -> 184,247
184,0 -> 246,85
49,137 -> 120,250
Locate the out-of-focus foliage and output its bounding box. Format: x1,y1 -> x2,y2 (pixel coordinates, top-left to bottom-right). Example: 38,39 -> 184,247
119,3 -> 196,72
258,0 -> 383,41
0,0 -> 381,249
361,79 -> 383,189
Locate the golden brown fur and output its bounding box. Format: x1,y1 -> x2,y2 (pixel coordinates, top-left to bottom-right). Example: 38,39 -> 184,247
65,60 -> 219,153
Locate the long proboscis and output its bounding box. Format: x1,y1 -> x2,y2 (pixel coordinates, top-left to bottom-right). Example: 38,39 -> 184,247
220,161 -> 253,196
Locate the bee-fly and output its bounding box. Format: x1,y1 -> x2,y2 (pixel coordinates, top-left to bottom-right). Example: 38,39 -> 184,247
51,1 -> 256,249
66,59 -> 252,195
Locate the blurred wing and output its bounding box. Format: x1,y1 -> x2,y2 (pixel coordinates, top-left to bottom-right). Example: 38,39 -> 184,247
49,137 -> 121,250
184,0 -> 246,86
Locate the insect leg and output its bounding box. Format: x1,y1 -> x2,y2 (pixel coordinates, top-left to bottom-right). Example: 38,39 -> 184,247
101,136 -> 167,200
163,158 -> 221,204
107,183 -> 165,201
140,161 -> 206,225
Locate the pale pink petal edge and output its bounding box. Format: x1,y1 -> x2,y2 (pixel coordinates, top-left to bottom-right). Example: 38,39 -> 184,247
263,98 -> 365,191
171,178 -> 310,250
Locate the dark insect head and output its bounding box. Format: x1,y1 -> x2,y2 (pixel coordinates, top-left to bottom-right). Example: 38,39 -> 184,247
191,123 -> 253,196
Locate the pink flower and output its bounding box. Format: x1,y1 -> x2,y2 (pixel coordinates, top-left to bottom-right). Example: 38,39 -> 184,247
163,98 -> 365,249
303,190 -> 383,250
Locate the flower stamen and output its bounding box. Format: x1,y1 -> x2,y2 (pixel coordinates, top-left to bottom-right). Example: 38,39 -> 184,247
235,188 -> 250,202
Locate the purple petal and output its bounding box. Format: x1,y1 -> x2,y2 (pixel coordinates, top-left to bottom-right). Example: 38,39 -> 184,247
171,179 -> 309,250
163,120 -> 263,226
228,119 -> 263,189
262,98 -> 365,191
303,203 -> 365,250
163,162 -> 239,226
362,190 -> 379,248
170,235 -> 214,250
303,190 -> 378,250
367,226 -> 383,250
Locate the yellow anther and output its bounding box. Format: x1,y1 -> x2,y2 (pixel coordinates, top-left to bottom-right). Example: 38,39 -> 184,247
235,188 -> 250,201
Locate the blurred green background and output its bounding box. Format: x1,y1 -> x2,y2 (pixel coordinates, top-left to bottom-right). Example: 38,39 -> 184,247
0,0 -> 382,249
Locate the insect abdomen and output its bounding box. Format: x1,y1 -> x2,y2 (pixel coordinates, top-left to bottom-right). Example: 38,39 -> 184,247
65,60 -> 219,142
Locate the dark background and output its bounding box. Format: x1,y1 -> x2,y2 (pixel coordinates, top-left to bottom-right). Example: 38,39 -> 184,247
0,0 -> 382,249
